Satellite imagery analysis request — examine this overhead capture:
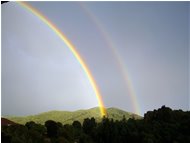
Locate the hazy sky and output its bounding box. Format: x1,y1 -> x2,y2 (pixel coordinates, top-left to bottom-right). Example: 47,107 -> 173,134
2,2 -> 189,116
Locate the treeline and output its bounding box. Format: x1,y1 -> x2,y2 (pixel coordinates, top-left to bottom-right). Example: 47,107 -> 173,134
2,106 -> 190,143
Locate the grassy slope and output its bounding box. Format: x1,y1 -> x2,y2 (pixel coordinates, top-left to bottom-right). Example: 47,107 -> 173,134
6,107 -> 141,125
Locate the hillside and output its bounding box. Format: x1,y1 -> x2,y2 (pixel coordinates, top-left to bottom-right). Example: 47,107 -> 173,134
1,118 -> 18,126
6,107 -> 141,125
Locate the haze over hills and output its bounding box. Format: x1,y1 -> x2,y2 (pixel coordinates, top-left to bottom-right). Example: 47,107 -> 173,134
5,107 -> 141,125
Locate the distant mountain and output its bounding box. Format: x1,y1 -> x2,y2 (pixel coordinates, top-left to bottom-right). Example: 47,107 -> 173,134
5,107 -> 141,125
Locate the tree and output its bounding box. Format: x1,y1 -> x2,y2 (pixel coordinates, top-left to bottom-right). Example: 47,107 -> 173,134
72,121 -> 82,130
45,120 -> 58,138
83,117 -> 96,135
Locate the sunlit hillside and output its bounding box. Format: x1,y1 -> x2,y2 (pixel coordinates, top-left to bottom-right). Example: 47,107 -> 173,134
6,107 -> 141,125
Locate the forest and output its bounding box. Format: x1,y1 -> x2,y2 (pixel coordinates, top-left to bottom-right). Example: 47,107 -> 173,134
2,106 -> 190,143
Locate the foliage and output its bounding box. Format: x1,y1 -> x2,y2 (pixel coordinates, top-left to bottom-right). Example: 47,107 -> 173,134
2,106 -> 190,143
45,120 -> 58,138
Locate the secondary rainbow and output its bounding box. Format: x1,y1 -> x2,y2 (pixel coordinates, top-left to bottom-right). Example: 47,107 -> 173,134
18,2 -> 107,117
80,3 -> 141,115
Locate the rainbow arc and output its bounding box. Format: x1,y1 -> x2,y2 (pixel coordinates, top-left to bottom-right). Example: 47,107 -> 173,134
18,2 -> 107,117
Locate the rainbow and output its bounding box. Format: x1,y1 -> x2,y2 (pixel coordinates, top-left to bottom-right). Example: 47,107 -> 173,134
80,3 -> 141,115
18,2 -> 107,117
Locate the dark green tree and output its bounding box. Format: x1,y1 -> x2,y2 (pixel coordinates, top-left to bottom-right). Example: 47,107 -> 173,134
83,117 -> 96,135
72,121 -> 82,130
45,120 -> 58,138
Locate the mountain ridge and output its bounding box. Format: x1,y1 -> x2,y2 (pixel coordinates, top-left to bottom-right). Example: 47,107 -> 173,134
5,107 -> 142,125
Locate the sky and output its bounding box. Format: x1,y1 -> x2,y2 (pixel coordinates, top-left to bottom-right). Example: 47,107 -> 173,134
1,1 -> 189,116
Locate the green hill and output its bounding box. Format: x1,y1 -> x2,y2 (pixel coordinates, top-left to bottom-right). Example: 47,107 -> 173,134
6,107 -> 141,125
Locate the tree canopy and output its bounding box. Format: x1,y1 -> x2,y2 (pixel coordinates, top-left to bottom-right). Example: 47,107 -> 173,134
2,106 -> 190,143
